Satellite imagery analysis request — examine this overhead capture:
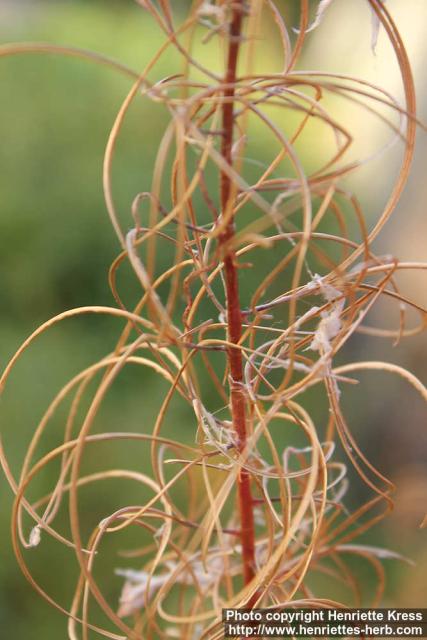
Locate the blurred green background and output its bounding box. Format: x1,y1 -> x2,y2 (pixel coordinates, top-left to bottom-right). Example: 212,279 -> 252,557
1,1 -> 426,637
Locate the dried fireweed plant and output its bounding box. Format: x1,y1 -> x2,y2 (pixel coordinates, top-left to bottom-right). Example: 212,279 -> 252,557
1,1 -> 427,638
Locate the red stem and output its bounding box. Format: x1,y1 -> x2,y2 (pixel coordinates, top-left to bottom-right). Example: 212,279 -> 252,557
219,1 -> 256,589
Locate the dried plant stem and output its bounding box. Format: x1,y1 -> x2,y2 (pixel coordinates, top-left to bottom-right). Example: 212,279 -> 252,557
219,0 -> 256,587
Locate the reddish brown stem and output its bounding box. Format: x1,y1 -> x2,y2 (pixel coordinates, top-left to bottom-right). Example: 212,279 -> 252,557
219,0 -> 257,589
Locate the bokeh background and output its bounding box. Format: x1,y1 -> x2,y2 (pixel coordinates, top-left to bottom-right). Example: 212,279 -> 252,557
0,1 -> 426,637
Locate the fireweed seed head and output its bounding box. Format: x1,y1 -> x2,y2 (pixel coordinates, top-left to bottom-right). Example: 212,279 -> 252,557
0,1 -> 426,639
